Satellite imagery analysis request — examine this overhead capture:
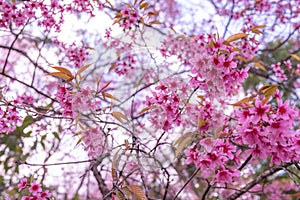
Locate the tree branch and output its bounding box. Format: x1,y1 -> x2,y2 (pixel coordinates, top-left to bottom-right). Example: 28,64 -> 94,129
227,163 -> 293,200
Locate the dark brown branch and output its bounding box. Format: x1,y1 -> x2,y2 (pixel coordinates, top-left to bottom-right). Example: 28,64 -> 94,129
0,44 -> 49,74
222,0 -> 235,38
173,167 -> 201,200
238,155 -> 252,171
261,25 -> 300,52
227,163 -> 293,200
162,167 -> 171,200
90,153 -> 111,197
0,71 -> 57,102
202,180 -> 211,200
2,27 -> 25,73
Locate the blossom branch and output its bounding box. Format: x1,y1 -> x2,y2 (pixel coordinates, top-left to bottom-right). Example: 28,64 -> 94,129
227,163 -> 293,200
173,167 -> 201,200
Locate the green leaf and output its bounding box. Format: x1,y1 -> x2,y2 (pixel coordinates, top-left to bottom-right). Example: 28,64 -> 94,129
41,134 -> 47,141
31,139 -> 38,150
52,132 -> 60,140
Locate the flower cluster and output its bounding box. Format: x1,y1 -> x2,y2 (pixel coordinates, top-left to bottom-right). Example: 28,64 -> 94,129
119,7 -> 140,30
55,86 -> 73,117
115,54 -> 136,75
15,94 -> 35,105
66,0 -> 103,15
161,34 -> 249,99
182,99 -> 227,133
0,0 -> 64,32
82,126 -> 103,158
0,103 -> 21,134
65,44 -> 90,68
16,178 -> 51,200
184,89 -> 299,188
0,1 -> 30,28
0,0 -> 104,31
185,138 -> 241,185
56,86 -> 100,118
272,62 -> 287,81
36,0 -> 64,32
234,94 -> 299,166
262,180 -> 299,199
145,77 -> 189,131
72,87 -> 100,116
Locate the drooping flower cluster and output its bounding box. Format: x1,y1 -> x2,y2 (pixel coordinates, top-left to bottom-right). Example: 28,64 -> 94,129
272,62 -> 287,81
184,88 -> 299,191
16,178 -> 51,200
72,87 -> 99,116
145,77 -> 190,131
119,7 -> 141,30
182,99 -> 227,133
82,126 -> 103,158
161,34 -> 249,99
55,86 -> 73,117
54,40 -> 90,69
185,137 -> 241,185
234,93 -> 299,166
65,44 -> 90,68
0,106 -> 21,134
56,86 -> 99,118
0,0 -> 104,31
115,53 -> 137,75
103,35 -> 138,76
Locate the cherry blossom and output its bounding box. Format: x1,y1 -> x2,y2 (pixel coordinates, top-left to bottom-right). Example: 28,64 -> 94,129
18,178 -> 27,192
29,182 -> 42,196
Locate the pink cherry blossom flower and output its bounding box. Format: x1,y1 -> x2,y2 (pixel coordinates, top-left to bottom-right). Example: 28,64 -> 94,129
29,182 -> 42,196
21,197 -> 31,200
242,127 -> 261,145
276,99 -> 291,120
196,158 -> 211,171
185,147 -> 200,165
39,190 -> 51,199
18,178 -> 27,191
30,196 -> 38,200
121,7 -> 130,17
248,146 -> 269,160
199,138 -> 215,153
273,89 -> 283,99
250,99 -> 270,123
211,168 -> 240,185
83,126 -> 103,158
283,60 -> 292,68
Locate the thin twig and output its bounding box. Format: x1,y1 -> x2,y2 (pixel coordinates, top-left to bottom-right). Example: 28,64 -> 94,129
173,167 -> 201,200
